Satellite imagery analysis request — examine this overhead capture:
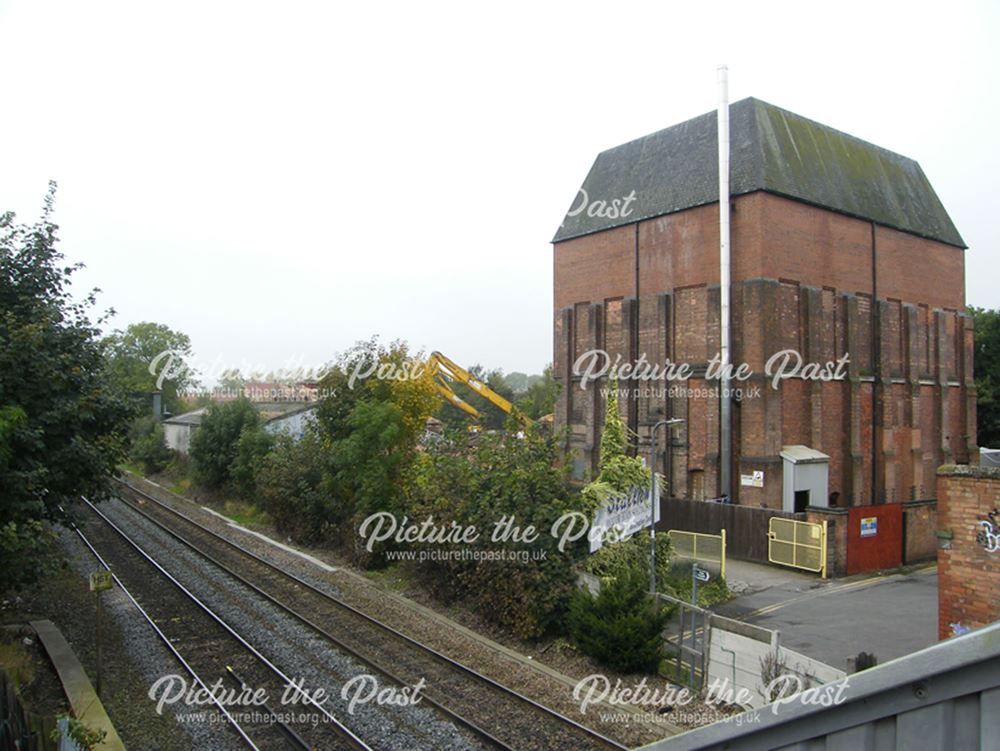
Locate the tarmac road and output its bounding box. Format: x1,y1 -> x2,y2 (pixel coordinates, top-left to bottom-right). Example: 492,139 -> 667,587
715,561 -> 938,670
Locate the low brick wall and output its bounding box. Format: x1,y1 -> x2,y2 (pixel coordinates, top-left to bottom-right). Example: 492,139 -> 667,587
805,507 -> 847,577
937,465 -> 1000,640
903,499 -> 938,564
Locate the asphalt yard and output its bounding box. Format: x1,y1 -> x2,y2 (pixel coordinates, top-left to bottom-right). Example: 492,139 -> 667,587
716,559 -> 939,670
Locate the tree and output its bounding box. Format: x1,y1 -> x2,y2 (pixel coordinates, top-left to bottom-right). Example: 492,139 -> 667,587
256,431 -> 338,543
403,424 -> 583,637
582,376 -> 649,506
0,184 -> 131,588
219,368 -> 247,397
567,567 -> 670,673
969,306 -> 1000,448
128,416 -> 173,474
514,365 -> 560,420
599,378 -> 628,472
317,338 -> 439,520
104,321 -> 197,415
230,424 -> 275,497
189,398 -> 260,488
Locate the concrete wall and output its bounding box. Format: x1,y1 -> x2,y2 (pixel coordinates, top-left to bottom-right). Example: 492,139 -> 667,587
163,422 -> 195,455
553,192 -> 973,509
937,465 -> 1000,639
708,614 -> 846,709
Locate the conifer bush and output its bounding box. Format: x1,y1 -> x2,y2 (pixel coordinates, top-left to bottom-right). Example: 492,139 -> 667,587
567,567 -> 670,673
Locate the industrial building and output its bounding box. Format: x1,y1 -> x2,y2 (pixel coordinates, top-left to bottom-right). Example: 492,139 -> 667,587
552,98 -> 975,514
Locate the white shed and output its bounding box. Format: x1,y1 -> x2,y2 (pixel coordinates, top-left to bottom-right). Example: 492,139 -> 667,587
780,445 -> 830,513
162,408 -> 208,455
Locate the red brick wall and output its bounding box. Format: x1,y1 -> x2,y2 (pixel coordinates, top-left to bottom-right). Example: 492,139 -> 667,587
937,466 -> 1000,639
554,224 -> 634,311
553,193 -> 972,505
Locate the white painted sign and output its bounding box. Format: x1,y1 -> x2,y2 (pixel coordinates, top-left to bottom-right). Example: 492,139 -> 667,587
589,478 -> 660,553
978,509 -> 999,553
741,470 -> 764,488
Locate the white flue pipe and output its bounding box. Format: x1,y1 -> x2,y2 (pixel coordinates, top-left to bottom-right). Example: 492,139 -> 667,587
718,65 -> 732,499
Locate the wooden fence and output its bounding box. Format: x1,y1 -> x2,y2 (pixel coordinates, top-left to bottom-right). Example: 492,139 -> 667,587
657,498 -> 804,563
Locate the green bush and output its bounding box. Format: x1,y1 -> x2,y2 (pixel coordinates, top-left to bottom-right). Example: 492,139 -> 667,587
316,338 -> 439,522
189,398 -> 260,488
664,560 -> 731,606
567,567 -> 671,673
584,530 -> 674,594
255,432 -> 341,544
0,521 -> 58,592
402,424 -> 583,638
230,424 -> 275,498
128,416 -> 172,474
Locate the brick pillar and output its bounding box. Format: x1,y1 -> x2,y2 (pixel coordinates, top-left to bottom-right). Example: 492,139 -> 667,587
583,302 -> 605,476
844,293 -> 865,505
937,466 -> 1000,639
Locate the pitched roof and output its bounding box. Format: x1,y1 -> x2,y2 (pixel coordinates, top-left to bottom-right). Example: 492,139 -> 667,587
162,408 -> 208,426
553,97 -> 965,248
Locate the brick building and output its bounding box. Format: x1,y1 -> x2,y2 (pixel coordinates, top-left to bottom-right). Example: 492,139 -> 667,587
552,98 -> 975,510
937,465 -> 1000,639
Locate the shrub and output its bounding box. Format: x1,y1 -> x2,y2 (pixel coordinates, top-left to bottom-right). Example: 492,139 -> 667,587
255,432 -> 341,544
664,560 -> 730,606
317,338 -> 439,522
584,530 -> 674,594
128,416 -> 172,474
189,398 -> 259,488
230,424 -> 275,498
567,567 -> 670,673
402,424 -> 584,638
0,520 -> 58,592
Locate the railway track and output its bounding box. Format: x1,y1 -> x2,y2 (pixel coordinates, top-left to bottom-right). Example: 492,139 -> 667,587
111,478 -> 631,751
75,497 -> 372,751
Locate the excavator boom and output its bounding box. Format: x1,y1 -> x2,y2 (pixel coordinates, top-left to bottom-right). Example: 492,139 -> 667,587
429,351 -> 528,425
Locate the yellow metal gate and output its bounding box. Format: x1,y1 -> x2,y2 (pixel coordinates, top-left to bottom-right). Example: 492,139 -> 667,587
767,518 -> 827,578
668,529 -> 726,580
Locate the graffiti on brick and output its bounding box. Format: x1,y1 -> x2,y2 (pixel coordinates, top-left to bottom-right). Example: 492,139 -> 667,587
976,508 -> 1000,553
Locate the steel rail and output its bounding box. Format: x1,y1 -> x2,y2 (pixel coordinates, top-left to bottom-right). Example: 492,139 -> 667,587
114,478 -> 630,751
81,496 -> 372,751
72,522 -> 265,751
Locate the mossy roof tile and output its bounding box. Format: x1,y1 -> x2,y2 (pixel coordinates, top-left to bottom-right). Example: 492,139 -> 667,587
553,98 -> 964,248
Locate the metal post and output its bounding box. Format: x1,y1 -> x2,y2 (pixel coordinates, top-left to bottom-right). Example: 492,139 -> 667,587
718,64 -> 732,500
95,591 -> 102,697
721,528 -> 727,580
649,418 -> 685,595
650,425 -> 658,596
690,568 -> 700,686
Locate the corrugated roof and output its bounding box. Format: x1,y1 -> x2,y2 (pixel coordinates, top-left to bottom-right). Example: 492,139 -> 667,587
553,98 -> 965,248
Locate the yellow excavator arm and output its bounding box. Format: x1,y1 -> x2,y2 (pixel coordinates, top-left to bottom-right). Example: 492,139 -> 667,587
429,351 -> 528,424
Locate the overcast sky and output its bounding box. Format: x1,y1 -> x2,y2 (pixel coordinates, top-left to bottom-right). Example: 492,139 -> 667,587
2,1 -> 996,380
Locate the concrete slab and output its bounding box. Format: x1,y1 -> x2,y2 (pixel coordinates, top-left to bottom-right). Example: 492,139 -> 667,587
723,558 -> 818,595
31,619 -> 125,750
